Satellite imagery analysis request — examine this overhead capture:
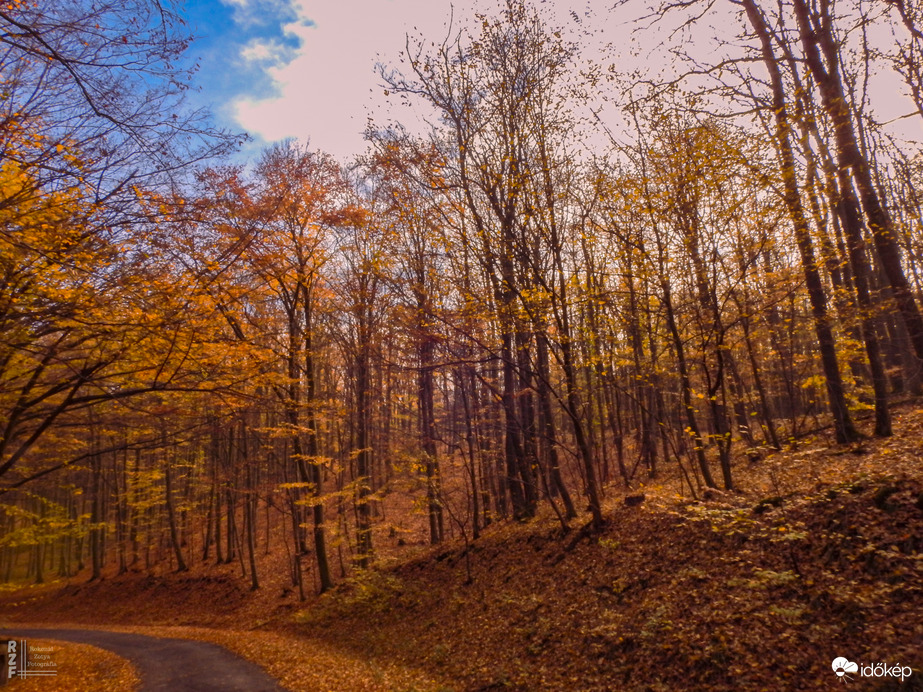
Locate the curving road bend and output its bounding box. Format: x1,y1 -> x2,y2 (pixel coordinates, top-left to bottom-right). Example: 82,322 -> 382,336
0,627 -> 287,691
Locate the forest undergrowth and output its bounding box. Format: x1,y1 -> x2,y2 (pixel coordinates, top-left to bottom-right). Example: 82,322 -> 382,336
2,403 -> 923,691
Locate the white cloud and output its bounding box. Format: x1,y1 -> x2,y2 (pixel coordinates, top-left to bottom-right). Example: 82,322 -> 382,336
223,0 -> 920,163
231,0 -> 454,160
240,37 -> 291,64
227,1 -> 638,161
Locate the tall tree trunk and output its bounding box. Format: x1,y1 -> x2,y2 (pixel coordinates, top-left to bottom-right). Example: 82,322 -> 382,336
742,0 -> 859,442
165,462 -> 188,573
419,336 -> 444,543
303,307 -> 333,592
536,332 -> 577,520
355,313 -> 374,567
662,280 -> 718,487
791,0 -> 923,363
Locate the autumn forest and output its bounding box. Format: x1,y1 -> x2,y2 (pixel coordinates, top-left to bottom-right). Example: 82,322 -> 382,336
1,0 -> 922,689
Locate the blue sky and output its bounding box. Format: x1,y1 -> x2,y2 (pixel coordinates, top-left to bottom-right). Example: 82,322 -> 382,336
182,0 -> 304,105
179,0 -> 309,159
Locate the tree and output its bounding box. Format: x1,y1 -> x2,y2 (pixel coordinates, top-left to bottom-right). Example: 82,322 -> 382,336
383,0 -> 605,529
367,137 -> 447,544
0,0 -> 237,489
191,143 -> 357,592
249,143 -> 345,591
330,185 -> 385,568
0,0 -> 234,193
787,0 -> 923,368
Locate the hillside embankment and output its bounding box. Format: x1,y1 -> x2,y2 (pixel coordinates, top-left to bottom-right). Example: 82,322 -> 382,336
3,406 -> 923,690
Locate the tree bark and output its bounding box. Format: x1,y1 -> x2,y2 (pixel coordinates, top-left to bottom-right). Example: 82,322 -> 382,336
742,0 -> 859,442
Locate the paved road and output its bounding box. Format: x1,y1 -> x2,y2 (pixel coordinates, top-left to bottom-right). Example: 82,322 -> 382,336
1,627 -> 287,691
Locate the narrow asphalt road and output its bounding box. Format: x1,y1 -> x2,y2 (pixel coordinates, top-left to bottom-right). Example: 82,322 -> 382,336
1,627 -> 287,691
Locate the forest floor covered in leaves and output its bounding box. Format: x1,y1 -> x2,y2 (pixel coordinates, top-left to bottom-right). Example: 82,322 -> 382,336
3,405 -> 923,690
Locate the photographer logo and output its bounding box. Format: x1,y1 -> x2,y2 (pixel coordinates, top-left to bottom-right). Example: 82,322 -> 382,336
832,656 -> 912,684
6,640 -> 58,680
